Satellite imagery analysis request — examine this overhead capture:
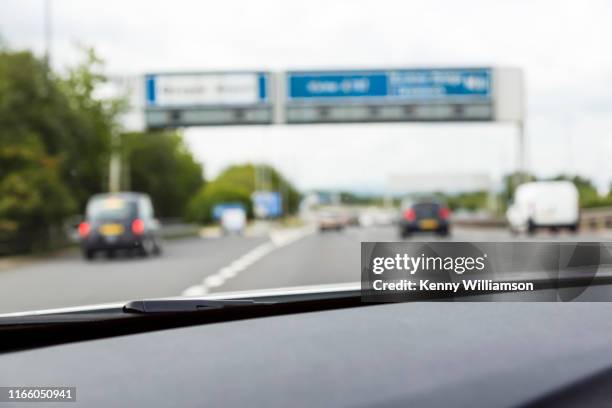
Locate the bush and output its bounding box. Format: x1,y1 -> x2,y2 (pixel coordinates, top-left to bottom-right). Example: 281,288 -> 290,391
121,131 -> 204,218
187,164 -> 300,224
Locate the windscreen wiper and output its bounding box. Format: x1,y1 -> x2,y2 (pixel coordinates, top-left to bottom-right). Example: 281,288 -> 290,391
0,290 -> 362,353
123,287 -> 363,314
124,299 -> 276,313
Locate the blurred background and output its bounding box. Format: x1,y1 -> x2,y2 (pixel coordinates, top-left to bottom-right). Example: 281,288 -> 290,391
0,0 -> 611,313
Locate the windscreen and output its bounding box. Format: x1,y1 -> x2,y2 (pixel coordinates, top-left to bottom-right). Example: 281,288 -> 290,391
0,0 -> 611,314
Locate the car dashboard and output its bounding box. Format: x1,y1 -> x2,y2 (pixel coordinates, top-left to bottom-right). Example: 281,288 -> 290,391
2,300 -> 612,407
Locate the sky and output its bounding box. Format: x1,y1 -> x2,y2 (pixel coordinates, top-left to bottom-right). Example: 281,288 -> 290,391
1,0 -> 612,193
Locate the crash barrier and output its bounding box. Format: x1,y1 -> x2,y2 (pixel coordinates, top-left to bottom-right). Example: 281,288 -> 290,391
453,207 -> 612,230
580,208 -> 612,230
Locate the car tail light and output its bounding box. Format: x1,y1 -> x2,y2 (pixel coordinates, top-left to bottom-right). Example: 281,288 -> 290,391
404,208 -> 416,222
131,218 -> 145,235
78,222 -> 90,238
439,207 -> 450,220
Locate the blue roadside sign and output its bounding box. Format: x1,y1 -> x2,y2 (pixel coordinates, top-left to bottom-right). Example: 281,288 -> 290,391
252,191 -> 283,218
287,68 -> 491,102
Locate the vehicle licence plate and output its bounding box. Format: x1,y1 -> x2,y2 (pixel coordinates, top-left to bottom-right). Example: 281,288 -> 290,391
419,219 -> 438,230
100,224 -> 124,236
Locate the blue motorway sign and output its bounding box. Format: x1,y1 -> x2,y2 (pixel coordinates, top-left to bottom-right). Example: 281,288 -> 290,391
287,68 -> 491,102
252,191 -> 283,218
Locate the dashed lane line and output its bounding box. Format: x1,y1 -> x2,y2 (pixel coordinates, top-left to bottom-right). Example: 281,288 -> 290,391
182,226 -> 315,297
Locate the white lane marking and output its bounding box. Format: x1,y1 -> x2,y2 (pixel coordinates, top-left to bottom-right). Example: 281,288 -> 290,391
203,274 -> 226,288
182,285 -> 206,297
181,226 -> 315,296
219,266 -> 238,279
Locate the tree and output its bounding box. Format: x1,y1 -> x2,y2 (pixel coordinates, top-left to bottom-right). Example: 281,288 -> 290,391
121,131 -> 204,218
446,191 -> 488,211
0,47 -> 121,252
0,48 -> 119,212
57,47 -> 122,209
0,141 -> 75,253
338,192 -> 384,206
187,164 -> 301,224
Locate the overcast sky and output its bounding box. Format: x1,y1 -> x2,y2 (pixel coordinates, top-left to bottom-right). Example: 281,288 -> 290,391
2,0 -> 612,192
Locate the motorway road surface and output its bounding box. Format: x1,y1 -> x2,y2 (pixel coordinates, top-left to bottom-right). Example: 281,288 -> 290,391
0,225 -> 611,314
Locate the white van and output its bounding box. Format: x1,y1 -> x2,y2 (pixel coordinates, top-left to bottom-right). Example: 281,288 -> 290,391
506,181 -> 580,234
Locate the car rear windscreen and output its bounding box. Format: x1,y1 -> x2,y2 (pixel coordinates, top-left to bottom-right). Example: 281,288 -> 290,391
86,197 -> 137,221
413,203 -> 441,218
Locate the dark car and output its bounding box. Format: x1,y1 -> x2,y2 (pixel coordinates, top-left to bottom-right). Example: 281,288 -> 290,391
78,192 -> 161,259
399,200 -> 451,238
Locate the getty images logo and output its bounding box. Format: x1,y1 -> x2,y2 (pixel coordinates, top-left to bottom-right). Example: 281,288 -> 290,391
371,253 -> 488,275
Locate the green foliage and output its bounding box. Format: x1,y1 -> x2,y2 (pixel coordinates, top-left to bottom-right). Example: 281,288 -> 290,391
0,47 -> 120,253
549,174 -> 612,208
56,47 -> 119,209
339,192 -> 384,206
0,46 -> 208,253
446,191 -> 488,211
187,179 -> 253,224
0,48 -> 116,211
121,131 -> 204,218
0,141 -> 75,253
187,164 -> 300,224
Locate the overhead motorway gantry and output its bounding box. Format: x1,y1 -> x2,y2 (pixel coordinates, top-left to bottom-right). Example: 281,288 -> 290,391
138,66 -> 525,174
142,67 -> 523,127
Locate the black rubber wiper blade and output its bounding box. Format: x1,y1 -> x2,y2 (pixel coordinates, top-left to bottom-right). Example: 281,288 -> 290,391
123,299 -> 276,314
